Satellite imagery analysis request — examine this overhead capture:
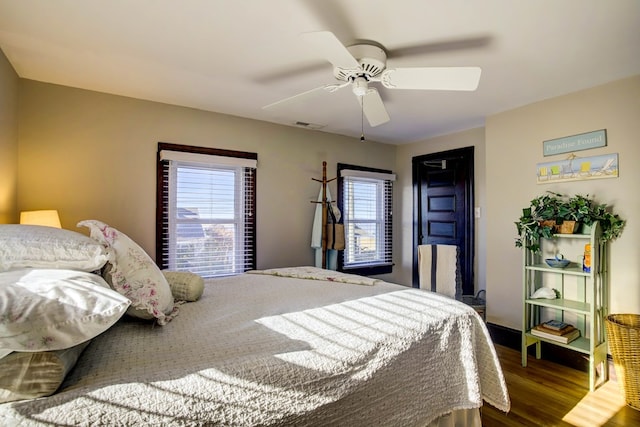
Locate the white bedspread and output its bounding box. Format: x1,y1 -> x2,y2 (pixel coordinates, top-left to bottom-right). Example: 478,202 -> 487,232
0,269 -> 509,426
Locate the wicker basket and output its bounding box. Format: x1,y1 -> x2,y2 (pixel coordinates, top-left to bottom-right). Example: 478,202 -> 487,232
606,314 -> 640,411
538,220 -> 579,234
555,220 -> 579,234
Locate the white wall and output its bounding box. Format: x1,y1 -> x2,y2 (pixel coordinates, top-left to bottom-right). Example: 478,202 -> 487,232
486,75 -> 640,329
0,48 -> 18,223
17,80 -> 396,271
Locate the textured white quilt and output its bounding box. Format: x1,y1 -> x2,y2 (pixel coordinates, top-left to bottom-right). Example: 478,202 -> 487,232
0,268 -> 509,426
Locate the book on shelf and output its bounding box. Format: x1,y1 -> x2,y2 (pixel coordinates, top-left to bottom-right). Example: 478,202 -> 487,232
542,319 -> 570,331
531,324 -> 581,343
533,323 -> 576,336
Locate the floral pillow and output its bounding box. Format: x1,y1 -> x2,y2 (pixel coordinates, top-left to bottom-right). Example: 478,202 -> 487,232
0,268 -> 130,359
78,220 -> 178,325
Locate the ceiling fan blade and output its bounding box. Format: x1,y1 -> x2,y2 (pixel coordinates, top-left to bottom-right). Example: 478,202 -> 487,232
386,36 -> 492,60
357,88 -> 390,127
263,82 -> 349,110
380,67 -> 481,91
300,31 -> 360,71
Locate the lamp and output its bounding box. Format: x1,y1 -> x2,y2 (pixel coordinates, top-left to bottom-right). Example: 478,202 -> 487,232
20,210 -> 62,228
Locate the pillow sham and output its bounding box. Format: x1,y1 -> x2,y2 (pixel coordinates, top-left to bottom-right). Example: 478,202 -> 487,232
0,224 -> 109,272
78,220 -> 177,325
0,268 -> 130,359
162,270 -> 204,302
0,341 -> 91,403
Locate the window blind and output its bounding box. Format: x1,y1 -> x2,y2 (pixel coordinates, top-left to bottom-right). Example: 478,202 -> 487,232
339,166 -> 393,273
157,144 -> 256,277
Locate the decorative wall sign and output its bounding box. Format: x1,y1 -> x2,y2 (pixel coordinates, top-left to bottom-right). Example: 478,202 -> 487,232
543,129 -> 607,156
537,153 -> 618,184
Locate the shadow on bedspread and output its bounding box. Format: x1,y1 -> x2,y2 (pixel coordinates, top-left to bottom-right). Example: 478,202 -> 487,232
2,275 -> 509,426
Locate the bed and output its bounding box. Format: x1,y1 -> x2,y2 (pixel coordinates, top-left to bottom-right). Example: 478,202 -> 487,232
0,222 -> 510,426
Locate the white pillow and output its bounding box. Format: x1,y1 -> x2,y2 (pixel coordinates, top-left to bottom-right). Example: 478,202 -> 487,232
0,269 -> 130,359
78,220 -> 177,325
0,224 -> 109,272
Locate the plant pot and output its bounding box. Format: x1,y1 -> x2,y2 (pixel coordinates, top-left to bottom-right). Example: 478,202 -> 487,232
538,220 -> 578,234
555,220 -> 579,234
540,220 -> 556,229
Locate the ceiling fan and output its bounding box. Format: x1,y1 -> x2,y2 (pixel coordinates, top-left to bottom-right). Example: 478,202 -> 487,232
263,31 -> 482,127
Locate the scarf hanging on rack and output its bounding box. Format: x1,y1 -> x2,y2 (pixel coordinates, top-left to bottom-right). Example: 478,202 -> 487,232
326,201 -> 345,251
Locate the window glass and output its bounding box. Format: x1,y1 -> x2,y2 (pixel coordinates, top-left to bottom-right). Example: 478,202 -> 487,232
157,144 -> 256,277
338,164 -> 394,275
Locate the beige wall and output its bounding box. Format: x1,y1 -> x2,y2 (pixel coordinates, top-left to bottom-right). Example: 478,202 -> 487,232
395,76 -> 640,330
393,128 -> 486,289
0,49 -> 18,223
10,63 -> 640,330
17,80 -> 396,271
486,75 -> 640,329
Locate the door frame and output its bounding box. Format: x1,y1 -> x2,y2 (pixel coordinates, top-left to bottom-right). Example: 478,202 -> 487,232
411,147 -> 475,294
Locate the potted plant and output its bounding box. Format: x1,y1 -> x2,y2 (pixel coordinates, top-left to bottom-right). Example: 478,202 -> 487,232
515,192 -> 563,252
515,192 -> 625,252
580,199 -> 626,242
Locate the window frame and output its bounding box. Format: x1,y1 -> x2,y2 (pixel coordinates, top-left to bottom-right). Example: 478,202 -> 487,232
337,163 -> 394,276
156,142 -> 257,276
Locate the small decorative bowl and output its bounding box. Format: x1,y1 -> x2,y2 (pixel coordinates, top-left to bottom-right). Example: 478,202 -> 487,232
545,258 -> 570,268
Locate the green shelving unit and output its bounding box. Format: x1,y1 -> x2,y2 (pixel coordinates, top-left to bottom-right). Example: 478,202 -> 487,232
521,221 -> 608,391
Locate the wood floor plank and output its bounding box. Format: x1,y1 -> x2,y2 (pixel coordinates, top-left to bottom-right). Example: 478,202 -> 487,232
482,345 -> 640,426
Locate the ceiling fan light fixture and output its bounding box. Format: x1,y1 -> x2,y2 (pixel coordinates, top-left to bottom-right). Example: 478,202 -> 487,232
352,76 -> 368,97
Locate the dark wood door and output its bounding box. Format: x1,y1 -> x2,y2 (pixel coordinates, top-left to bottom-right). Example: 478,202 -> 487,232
412,147 -> 474,295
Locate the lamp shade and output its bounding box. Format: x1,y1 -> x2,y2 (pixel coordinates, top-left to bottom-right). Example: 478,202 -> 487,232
20,210 -> 62,228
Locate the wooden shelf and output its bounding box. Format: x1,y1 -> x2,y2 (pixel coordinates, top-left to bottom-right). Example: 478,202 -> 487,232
525,332 -> 591,354
525,264 -> 591,277
525,298 -> 591,314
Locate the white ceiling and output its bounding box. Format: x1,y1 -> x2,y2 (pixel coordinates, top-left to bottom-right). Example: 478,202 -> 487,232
1,0 -> 639,144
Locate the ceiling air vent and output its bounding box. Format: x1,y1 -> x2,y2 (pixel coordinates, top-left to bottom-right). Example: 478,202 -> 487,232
294,121 -> 325,130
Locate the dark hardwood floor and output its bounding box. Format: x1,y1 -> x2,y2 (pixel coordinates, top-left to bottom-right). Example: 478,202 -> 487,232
482,345 -> 640,426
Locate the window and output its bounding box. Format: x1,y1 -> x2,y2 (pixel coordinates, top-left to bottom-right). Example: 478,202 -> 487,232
337,163 -> 395,275
157,143 -> 256,277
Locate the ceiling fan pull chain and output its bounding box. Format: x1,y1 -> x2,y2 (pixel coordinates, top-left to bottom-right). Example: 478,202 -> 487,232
360,96 -> 365,142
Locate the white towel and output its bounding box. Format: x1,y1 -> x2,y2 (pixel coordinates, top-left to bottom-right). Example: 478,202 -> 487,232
311,187 -> 326,250
418,244 -> 460,299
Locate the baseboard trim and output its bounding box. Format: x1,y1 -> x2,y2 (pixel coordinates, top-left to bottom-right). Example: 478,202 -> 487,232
486,322 -> 614,377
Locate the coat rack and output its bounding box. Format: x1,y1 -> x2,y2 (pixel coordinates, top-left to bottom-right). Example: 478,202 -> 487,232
312,161 -> 336,269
